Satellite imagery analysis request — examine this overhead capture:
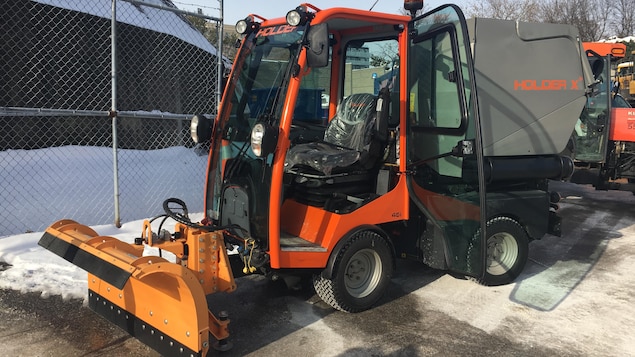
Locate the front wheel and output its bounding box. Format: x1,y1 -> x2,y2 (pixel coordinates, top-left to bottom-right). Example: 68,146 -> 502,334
473,217 -> 529,286
313,230 -> 393,312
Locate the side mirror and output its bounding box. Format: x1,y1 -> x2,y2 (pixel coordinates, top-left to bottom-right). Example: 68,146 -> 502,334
306,23 -> 329,68
452,139 -> 475,157
586,50 -> 604,80
591,60 -> 604,80
404,0 -> 424,17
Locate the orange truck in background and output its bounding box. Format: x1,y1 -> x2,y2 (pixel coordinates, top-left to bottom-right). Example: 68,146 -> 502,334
567,42 -> 635,193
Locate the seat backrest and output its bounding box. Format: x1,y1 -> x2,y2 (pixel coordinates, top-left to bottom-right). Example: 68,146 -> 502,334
323,93 -> 377,152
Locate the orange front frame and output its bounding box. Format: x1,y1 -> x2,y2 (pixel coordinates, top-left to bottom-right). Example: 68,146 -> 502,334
609,108 -> 635,142
276,175 -> 410,268
265,9 -> 410,269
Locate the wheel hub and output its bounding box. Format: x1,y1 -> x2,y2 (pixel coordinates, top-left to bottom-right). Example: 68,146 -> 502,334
344,248 -> 382,298
486,232 -> 518,276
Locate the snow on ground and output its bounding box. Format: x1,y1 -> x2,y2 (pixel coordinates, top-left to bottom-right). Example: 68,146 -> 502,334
404,185 -> 635,356
0,213 -> 201,302
0,144 -> 206,300
0,145 -> 208,237
1,144 -> 635,355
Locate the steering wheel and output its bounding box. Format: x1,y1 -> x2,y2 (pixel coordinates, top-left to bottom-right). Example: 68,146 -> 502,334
162,198 -> 195,227
291,121 -> 312,130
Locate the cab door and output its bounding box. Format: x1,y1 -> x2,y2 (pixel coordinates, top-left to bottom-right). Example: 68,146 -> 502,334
406,5 -> 486,278
572,55 -> 611,163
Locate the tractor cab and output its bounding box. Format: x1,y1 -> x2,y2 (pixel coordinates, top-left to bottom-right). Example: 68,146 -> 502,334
568,42 -> 635,191
193,3 -> 489,300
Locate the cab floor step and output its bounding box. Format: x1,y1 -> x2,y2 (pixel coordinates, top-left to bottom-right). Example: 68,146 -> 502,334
280,233 -> 327,252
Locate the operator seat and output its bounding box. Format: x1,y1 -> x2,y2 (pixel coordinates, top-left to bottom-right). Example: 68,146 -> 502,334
284,91 -> 390,209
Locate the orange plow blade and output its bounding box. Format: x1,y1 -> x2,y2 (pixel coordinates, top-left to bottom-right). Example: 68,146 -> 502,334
38,219 -> 236,357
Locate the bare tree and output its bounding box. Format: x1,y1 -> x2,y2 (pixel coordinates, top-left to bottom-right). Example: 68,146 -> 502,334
611,0 -> 635,37
467,0 -> 618,41
465,0 -> 542,22
541,0 -> 611,41
186,9 -> 239,60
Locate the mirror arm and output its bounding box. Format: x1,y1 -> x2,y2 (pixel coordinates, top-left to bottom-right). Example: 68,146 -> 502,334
406,139 -> 474,170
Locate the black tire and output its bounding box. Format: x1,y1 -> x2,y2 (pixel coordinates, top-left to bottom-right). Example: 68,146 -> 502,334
313,230 -> 393,312
474,217 -> 529,286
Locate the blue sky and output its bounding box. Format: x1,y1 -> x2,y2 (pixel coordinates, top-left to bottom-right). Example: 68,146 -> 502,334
172,0 -> 457,24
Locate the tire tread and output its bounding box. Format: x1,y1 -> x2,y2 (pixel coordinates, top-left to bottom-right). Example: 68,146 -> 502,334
313,231 -> 392,313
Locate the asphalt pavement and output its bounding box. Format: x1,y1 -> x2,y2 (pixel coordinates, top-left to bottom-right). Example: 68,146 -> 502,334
1,181 -> 634,356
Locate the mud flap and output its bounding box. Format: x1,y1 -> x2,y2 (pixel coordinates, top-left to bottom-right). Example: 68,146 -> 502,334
38,219 -> 236,357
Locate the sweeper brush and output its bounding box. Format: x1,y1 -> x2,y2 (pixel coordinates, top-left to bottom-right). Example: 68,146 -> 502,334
38,218 -> 236,357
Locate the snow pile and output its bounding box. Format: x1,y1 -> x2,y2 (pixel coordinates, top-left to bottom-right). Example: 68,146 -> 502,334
0,213 -> 200,302
1,145 -> 208,237
33,0 -> 219,55
601,35 -> 635,43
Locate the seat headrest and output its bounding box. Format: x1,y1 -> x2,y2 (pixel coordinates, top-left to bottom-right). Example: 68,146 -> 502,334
337,93 -> 377,125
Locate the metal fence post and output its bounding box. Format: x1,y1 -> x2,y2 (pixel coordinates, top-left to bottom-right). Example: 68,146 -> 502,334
0,0 -> 222,236
112,0 -> 121,228
217,0 -> 224,109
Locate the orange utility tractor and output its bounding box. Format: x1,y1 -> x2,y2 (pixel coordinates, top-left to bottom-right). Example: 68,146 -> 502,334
567,42 -> 635,192
39,2 -> 593,356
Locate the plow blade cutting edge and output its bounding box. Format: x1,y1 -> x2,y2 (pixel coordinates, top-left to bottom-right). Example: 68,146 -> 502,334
38,219 -> 237,357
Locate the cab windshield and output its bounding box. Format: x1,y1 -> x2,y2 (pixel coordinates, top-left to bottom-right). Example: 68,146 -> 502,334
224,25 -> 306,142
205,24 -> 307,222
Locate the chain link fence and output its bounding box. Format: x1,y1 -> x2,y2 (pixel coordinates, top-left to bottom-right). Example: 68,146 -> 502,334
0,0 -> 225,236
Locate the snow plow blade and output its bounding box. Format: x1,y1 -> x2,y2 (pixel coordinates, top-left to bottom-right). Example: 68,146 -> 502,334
38,219 -> 237,357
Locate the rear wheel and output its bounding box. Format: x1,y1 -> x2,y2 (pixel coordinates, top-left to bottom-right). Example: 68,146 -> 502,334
313,230 -> 393,312
473,217 -> 529,286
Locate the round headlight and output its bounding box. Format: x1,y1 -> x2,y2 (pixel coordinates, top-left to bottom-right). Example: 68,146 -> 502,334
251,123 -> 265,157
250,122 -> 278,158
235,19 -> 249,34
286,10 -> 302,26
190,114 -> 211,143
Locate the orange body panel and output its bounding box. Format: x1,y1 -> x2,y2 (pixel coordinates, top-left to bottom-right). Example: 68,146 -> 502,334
582,42 -> 626,58
609,108 -> 635,141
88,262 -> 212,355
261,7 -> 409,270
410,183 -> 480,222
39,219 -> 237,354
277,176 -> 409,268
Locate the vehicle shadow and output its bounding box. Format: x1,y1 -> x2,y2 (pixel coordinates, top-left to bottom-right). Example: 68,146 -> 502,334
206,181 -> 635,354
509,181 -> 634,311
205,260 -> 445,356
